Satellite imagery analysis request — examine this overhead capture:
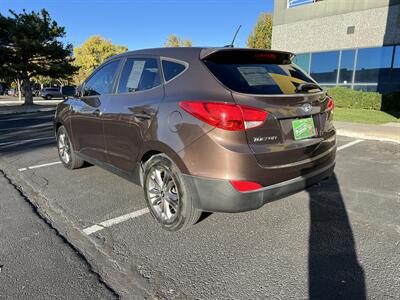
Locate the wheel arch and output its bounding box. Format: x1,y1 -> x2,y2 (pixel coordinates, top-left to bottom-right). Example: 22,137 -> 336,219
54,121 -> 63,133
139,143 -> 189,174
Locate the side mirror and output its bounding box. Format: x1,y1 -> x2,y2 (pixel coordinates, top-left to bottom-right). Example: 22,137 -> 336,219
61,86 -> 76,97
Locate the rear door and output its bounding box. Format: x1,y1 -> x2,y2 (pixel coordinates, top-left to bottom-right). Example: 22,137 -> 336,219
70,59 -> 121,163
102,56 -> 164,173
202,49 -> 335,167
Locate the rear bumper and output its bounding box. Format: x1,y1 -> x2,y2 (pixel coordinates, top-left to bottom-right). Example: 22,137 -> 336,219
183,160 -> 335,213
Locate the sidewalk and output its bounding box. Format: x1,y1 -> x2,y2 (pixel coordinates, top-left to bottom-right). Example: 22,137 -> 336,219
335,121 -> 400,144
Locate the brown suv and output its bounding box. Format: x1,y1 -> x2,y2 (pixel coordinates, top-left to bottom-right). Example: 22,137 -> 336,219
55,47 -> 336,231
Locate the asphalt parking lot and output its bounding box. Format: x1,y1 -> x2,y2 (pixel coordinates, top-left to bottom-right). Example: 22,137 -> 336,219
0,111 -> 399,299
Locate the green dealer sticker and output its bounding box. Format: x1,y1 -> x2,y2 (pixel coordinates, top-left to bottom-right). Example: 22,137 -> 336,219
292,117 -> 316,140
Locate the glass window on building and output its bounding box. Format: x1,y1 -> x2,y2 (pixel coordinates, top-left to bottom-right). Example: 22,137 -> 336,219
338,49 -> 355,85
292,53 -> 310,73
353,85 -> 378,92
355,46 -> 393,85
392,45 -> 400,83
384,45 -> 400,94
287,0 -> 321,8
310,50 -> 339,84
394,46 -> 400,68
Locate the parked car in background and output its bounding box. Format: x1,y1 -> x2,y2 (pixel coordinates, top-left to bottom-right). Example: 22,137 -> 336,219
55,47 -> 336,231
41,87 -> 62,99
7,89 -> 17,96
32,88 -> 41,97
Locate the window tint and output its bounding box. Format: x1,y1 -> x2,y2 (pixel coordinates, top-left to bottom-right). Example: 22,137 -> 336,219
355,46 -> 393,83
204,62 -> 315,95
310,51 -> 339,84
338,49 -> 355,84
162,60 -> 186,81
117,58 -> 161,93
84,60 -> 120,96
292,53 -> 310,73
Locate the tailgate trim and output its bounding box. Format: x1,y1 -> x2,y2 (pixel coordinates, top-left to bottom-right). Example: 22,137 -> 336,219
261,135 -> 336,169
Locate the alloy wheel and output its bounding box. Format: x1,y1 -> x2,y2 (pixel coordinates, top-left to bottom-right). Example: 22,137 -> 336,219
146,166 -> 180,223
58,131 -> 71,164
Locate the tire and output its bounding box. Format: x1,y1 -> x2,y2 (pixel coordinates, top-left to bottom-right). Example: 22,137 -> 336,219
143,154 -> 201,231
45,94 -> 52,100
57,126 -> 84,170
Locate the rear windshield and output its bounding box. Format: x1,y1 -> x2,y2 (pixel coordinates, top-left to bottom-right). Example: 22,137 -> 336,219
204,59 -> 316,95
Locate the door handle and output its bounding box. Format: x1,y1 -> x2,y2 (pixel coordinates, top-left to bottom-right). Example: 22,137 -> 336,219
93,109 -> 102,116
133,112 -> 152,120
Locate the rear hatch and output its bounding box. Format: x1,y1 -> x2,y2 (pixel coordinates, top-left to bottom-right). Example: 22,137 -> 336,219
201,48 -> 335,168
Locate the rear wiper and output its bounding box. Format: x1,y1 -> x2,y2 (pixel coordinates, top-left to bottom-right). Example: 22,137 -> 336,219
295,83 -> 322,93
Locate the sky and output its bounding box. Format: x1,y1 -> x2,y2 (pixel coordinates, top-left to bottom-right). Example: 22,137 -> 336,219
0,0 -> 274,50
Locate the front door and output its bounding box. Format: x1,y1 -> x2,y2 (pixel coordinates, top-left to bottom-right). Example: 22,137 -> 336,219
70,59 -> 121,163
102,56 -> 164,172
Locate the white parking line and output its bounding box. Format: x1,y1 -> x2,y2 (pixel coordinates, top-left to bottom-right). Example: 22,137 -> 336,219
17,138 -> 364,235
18,161 -> 61,172
337,139 -> 363,151
83,208 -> 149,235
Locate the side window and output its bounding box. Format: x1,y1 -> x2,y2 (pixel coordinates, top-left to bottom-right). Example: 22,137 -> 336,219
84,60 -> 120,96
162,60 -> 186,82
117,58 -> 161,93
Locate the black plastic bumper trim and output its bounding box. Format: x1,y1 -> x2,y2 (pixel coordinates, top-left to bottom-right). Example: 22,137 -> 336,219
183,161 -> 335,213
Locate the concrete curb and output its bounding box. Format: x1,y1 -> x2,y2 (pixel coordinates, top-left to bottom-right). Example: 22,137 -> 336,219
337,129 -> 400,144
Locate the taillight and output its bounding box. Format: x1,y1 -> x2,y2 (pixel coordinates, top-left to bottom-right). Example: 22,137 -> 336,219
327,97 -> 334,111
230,180 -> 263,192
179,101 -> 267,131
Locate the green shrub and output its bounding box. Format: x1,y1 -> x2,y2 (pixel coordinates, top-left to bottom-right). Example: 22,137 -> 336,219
327,87 -> 382,110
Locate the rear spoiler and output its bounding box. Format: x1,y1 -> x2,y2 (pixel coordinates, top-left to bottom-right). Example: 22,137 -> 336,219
200,48 -> 294,64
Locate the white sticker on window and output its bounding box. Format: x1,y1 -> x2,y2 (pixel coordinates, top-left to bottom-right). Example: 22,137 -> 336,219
238,66 -> 275,86
127,60 -> 146,90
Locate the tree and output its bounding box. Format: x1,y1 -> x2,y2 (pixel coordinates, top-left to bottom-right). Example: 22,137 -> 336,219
31,75 -> 53,90
73,35 -> 127,85
14,78 -> 22,101
247,12 -> 273,49
164,34 -> 193,47
0,9 -> 78,105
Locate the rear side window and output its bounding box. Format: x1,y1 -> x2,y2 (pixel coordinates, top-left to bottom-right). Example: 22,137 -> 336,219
84,60 -> 120,96
117,58 -> 161,93
203,52 -> 316,95
162,60 -> 186,82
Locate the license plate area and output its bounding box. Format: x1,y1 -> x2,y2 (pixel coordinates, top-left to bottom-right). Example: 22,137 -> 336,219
292,117 -> 316,140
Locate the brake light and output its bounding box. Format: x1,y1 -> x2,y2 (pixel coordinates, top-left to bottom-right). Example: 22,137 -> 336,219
179,101 -> 267,131
327,97 -> 334,111
230,180 -> 263,192
254,53 -> 278,60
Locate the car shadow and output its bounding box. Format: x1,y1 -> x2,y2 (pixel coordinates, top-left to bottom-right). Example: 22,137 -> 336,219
196,211 -> 213,224
307,174 -> 366,299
